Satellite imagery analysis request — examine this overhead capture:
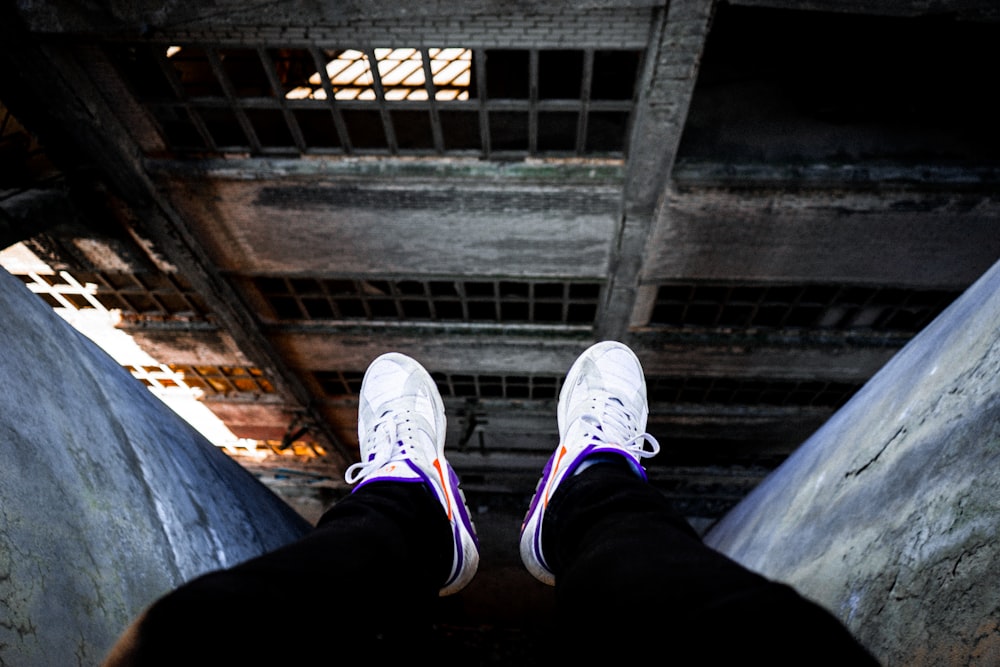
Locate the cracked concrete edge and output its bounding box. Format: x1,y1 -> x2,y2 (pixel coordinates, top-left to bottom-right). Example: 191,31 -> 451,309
704,257 -> 1000,666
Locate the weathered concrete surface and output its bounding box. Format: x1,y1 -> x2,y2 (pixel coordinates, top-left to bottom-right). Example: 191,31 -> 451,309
0,268 -> 310,666
705,257 -> 1000,666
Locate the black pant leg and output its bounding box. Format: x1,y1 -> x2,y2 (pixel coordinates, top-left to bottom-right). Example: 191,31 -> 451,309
103,481 -> 453,666
543,464 -> 880,664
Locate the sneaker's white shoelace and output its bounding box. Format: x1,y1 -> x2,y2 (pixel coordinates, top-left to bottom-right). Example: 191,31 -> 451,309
580,393 -> 660,458
344,410 -> 430,484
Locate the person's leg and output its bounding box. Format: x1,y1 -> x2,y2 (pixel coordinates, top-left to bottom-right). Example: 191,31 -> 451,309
104,352 -> 479,666
545,462 -> 879,663
520,340 -> 878,663
104,482 -> 453,665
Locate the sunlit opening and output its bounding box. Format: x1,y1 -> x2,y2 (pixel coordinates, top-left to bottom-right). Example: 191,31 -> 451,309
286,48 -> 471,101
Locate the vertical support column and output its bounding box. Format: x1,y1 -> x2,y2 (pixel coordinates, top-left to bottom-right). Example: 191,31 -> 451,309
599,0 -> 716,339
705,258 -> 1000,665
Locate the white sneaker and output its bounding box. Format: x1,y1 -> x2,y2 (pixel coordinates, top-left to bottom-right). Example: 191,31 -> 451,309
519,341 -> 660,585
345,352 -> 480,595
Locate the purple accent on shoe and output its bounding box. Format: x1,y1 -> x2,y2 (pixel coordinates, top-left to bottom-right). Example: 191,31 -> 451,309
448,466 -> 481,551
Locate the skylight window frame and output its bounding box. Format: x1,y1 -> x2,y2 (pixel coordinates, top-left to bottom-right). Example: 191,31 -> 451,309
111,42 -> 642,159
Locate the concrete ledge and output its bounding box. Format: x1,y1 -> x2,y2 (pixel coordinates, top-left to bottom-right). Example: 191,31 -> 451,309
705,256 -> 1000,665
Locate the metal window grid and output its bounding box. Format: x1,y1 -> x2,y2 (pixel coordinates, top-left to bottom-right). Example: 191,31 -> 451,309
13,268 -> 210,320
313,370 -> 364,397
312,370 -> 857,407
168,365 -> 276,395
73,271 -> 211,320
123,363 -> 189,390
648,282 -> 961,333
431,373 -> 562,400
313,370 -> 562,400
646,376 -> 863,408
254,277 -> 602,325
15,270 -> 107,310
106,44 -> 642,159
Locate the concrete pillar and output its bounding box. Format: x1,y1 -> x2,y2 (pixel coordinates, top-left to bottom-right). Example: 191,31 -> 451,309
705,258 -> 1000,666
0,268 -> 310,666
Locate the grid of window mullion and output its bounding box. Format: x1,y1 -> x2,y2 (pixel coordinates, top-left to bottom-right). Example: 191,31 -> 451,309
329,371 -> 355,395
420,48 -> 446,154
874,289 -> 911,330
474,49 -> 491,157
849,287 -> 880,328
365,48 -> 398,154
179,365 -> 205,391
408,280 -> 432,319
432,373 -> 452,397
452,282 -> 469,320
256,46 -> 308,153
332,372 -> 346,395
424,280 -> 443,321
739,288 -> 765,328
492,280 -> 503,320
711,378 -> 738,403
191,366 -> 230,394
577,49 -> 595,155
296,288 -> 313,320
811,284 -> 845,328
778,287 -> 806,327
163,273 -> 204,315
692,290 -> 719,327
525,282 -> 537,324
750,286 -> 783,328
150,45 -> 217,151
713,287 -> 733,327
529,282 -> 556,324
108,275 -> 139,312
901,291 -> 938,329
388,282 -> 407,319
677,285 -> 693,325
746,290 -> 766,326
356,284 -> 377,320
142,288 -> 171,315
204,47 -> 262,153
325,288 -> 345,320
279,278 -> 309,319
201,367 -> 233,394
753,287 -> 786,328
127,274 -> 162,314
808,286 -> 837,327
308,47 -> 353,153
217,370 -> 240,394
782,286 -> 810,328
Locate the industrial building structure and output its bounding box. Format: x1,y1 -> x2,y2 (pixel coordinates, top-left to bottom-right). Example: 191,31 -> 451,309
2,0 -> 999,560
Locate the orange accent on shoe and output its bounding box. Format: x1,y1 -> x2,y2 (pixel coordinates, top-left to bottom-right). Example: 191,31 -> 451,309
543,445 -> 569,508
433,458 -> 453,520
